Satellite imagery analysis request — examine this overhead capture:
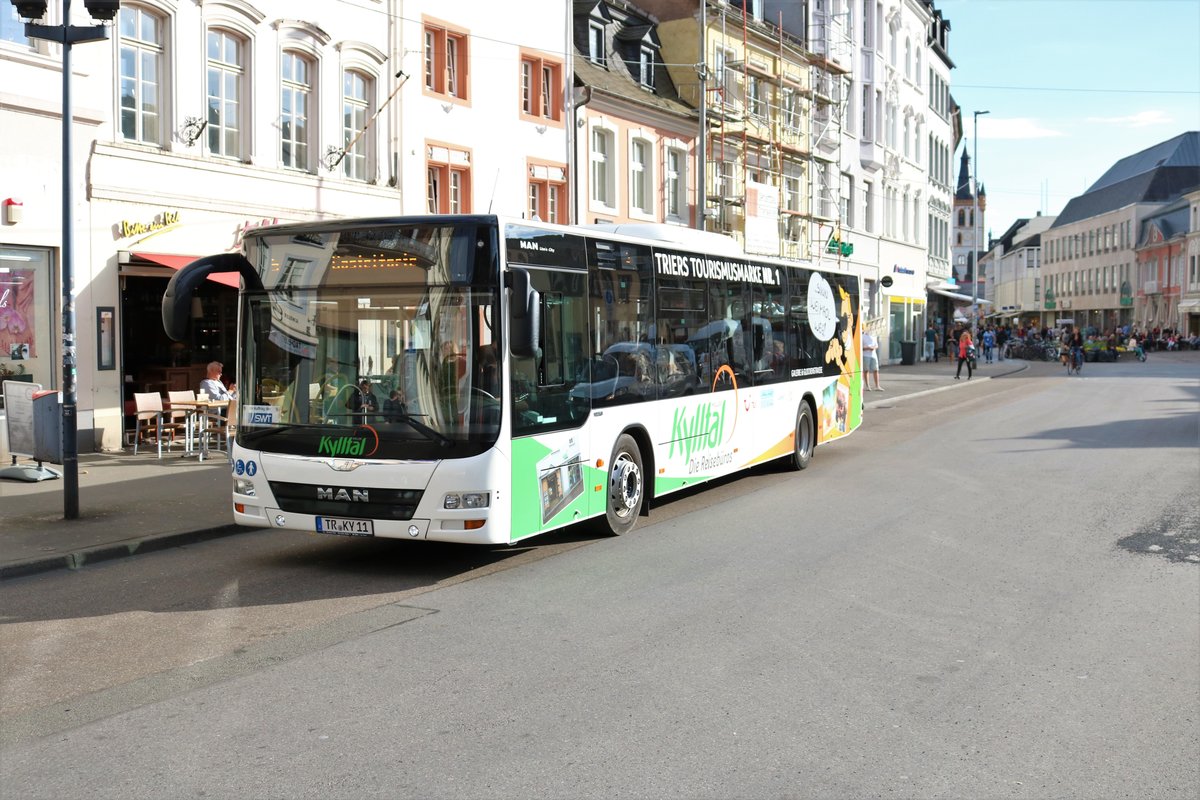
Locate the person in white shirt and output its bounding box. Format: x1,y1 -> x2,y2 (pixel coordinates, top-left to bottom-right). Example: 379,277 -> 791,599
199,361 -> 236,401
862,331 -> 882,391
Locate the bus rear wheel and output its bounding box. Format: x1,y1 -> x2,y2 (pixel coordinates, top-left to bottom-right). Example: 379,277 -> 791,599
602,434 -> 643,535
791,402 -> 814,470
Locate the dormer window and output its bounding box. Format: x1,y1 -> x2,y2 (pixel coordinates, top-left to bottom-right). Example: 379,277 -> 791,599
588,22 -> 605,66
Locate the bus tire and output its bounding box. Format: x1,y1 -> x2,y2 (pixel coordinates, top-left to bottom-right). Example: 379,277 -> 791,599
602,434 -> 644,535
791,401 -> 814,470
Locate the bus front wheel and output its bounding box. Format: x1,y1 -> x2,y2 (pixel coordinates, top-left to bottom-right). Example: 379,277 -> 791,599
603,434 -> 644,535
791,402 -> 814,470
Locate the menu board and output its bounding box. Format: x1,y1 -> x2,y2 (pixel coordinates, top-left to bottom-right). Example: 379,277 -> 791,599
2,379 -> 42,458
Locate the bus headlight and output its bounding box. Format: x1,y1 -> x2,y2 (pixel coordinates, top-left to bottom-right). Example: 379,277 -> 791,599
444,492 -> 489,509
234,478 -> 256,497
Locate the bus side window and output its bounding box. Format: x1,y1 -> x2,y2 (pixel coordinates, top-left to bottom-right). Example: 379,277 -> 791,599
511,269 -> 588,436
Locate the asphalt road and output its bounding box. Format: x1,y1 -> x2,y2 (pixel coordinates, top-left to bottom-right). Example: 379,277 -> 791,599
2,357 -> 1197,799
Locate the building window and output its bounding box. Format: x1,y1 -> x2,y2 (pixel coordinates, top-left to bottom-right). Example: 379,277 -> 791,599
206,29 -> 243,158
781,88 -> 801,131
665,146 -> 686,221
588,22 -> 605,65
119,6 -> 165,145
342,70 -> 371,181
426,144 -> 471,213
280,51 -> 312,170
842,173 -> 855,228
519,54 -> 562,122
630,138 -> 652,215
748,76 -> 766,119
590,127 -> 615,208
863,181 -> 875,234
423,21 -> 469,101
817,162 -> 834,219
638,46 -> 654,88
782,172 -> 801,214
528,163 -> 567,223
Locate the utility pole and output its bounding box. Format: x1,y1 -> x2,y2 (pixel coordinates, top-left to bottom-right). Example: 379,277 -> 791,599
18,0 -> 119,519
972,109 -> 990,336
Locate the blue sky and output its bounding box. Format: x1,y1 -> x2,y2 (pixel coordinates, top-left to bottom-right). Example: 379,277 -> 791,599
936,0 -> 1200,238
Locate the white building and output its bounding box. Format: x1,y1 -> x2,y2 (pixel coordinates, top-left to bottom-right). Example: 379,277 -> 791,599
980,214 -> 1055,331
0,1 -> 568,452
837,0 -> 955,362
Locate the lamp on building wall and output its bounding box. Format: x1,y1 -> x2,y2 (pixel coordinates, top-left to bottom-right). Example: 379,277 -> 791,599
972,109 -> 990,335
18,0 -> 122,520
178,116 -> 207,147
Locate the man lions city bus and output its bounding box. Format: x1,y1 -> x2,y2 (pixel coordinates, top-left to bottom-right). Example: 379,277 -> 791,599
163,215 -> 862,544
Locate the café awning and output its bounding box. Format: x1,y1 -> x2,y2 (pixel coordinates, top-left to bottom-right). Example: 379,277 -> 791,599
124,251 -> 241,288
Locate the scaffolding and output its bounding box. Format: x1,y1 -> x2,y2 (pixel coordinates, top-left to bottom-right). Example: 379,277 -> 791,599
695,1 -> 853,266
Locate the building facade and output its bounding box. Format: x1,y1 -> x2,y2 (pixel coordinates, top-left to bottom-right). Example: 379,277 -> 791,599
978,215 -> 1054,331
1184,187 -> 1200,335
573,0 -> 699,228
1042,132 -> 1200,335
644,0 -> 954,363
1,1 -> 569,452
1134,197 -> 1190,334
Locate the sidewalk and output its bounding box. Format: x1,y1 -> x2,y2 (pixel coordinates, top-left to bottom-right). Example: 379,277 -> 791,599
1,356 -> 1027,578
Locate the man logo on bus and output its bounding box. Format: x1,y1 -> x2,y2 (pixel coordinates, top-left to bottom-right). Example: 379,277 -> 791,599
317,425 -> 379,458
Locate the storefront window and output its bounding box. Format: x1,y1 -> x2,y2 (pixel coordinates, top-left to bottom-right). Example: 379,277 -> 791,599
0,246 -> 53,387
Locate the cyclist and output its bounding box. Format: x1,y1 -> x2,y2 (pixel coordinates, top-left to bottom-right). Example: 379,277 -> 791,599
1067,328 -> 1084,374
1127,333 -> 1146,361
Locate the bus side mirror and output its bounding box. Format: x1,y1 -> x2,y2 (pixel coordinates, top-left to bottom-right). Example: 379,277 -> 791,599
509,268 -> 540,358
162,253 -> 260,341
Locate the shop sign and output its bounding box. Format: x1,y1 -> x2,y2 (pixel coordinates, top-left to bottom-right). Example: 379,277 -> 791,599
232,218 -> 281,250
118,210 -> 181,239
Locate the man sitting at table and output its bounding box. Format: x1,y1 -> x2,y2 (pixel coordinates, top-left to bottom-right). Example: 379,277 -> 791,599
199,361 -> 237,402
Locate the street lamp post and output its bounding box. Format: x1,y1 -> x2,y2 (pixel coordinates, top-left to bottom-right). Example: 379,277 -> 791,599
972,109 -> 990,336
18,0 -> 119,520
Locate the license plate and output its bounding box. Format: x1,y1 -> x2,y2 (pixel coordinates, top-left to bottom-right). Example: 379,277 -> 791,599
315,516 -> 374,537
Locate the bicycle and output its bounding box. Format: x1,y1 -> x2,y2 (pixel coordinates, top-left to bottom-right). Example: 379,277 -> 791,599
1065,346 -> 1083,376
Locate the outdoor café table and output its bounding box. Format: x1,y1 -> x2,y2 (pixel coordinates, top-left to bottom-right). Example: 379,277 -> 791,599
175,398 -> 230,461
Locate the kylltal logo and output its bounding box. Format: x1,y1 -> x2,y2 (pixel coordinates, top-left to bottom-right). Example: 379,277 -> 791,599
317,425 -> 379,458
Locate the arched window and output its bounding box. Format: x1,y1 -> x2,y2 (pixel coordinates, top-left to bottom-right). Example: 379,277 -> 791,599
206,29 -> 245,158
342,70 -> 372,180
281,50 -> 313,170
118,5 -> 167,145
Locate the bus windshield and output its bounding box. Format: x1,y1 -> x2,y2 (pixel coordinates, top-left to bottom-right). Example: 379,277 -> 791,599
236,220 -> 502,460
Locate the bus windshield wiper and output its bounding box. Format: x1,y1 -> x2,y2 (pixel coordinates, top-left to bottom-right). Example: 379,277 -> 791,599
394,414 -> 453,447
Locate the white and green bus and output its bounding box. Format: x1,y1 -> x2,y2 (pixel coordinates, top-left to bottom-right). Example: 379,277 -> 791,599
163,215 -> 863,543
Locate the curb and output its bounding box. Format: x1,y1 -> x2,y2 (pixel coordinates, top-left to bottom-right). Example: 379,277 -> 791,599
0,524 -> 249,581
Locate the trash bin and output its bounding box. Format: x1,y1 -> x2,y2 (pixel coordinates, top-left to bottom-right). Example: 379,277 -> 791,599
900,340 -> 917,365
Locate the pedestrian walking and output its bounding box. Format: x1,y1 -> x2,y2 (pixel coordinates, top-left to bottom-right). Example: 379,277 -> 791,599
955,330 -> 974,380
924,324 -> 938,362
862,330 -> 883,391
982,327 -> 996,364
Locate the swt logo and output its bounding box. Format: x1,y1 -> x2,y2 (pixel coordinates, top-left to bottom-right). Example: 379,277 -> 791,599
317,425 -> 379,457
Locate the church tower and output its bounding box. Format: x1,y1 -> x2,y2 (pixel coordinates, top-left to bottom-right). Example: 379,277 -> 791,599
951,147 -> 986,285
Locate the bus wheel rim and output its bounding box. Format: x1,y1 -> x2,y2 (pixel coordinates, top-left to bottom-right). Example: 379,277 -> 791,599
610,456 -> 641,518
